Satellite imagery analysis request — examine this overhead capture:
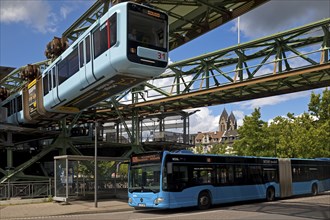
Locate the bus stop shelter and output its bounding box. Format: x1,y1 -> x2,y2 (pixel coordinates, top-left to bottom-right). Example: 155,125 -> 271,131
53,155 -> 127,202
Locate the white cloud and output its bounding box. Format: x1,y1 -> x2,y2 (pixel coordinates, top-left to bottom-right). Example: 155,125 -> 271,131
60,6 -> 73,20
186,108 -> 245,133
186,107 -> 219,133
239,91 -> 310,109
0,0 -> 57,33
232,110 -> 244,127
232,0 -> 330,39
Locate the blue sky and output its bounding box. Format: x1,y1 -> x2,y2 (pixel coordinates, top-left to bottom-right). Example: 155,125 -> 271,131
0,0 -> 329,133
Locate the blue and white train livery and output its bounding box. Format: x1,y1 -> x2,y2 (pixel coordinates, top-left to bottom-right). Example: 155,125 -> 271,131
1,2 -> 168,125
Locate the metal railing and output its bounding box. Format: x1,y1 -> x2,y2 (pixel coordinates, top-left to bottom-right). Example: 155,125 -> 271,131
0,179 -> 52,200
0,178 -> 128,200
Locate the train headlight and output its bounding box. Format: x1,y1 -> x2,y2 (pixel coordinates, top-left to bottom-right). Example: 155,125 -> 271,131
154,197 -> 164,205
128,197 -> 133,204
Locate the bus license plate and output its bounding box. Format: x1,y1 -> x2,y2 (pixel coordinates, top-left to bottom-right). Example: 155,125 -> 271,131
138,203 -> 146,207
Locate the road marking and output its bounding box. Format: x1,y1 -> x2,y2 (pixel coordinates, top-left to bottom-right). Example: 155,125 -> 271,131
131,209 -> 222,220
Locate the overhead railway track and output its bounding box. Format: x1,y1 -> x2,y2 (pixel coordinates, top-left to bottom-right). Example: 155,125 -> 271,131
90,18 -> 330,121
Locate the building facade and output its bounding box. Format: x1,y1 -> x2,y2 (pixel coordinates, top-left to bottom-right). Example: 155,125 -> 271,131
194,109 -> 238,153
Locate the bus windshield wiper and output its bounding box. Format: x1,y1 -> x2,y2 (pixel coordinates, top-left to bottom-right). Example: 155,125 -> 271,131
130,187 -> 158,193
142,188 -> 158,193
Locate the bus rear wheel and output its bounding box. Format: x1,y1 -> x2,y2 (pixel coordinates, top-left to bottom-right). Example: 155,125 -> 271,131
266,187 -> 275,202
198,191 -> 211,210
311,184 -> 318,196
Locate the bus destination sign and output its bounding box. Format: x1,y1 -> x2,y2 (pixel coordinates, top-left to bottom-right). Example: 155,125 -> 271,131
131,153 -> 161,164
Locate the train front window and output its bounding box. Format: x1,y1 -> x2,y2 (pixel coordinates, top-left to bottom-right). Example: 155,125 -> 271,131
127,5 -> 167,50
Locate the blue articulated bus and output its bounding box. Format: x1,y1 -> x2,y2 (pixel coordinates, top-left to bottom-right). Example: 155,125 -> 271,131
128,151 -> 330,210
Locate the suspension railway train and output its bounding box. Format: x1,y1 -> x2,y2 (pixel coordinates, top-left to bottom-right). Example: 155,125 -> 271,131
1,2 -> 168,125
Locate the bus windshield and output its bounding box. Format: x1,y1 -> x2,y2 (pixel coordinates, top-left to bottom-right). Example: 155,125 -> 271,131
129,164 -> 161,193
127,5 -> 167,50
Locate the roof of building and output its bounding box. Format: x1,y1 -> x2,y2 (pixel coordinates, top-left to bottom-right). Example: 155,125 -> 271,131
195,131 -> 225,140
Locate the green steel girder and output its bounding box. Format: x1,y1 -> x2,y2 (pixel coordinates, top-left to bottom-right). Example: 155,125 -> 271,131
86,18 -> 330,122
110,98 -> 133,143
0,60 -> 51,94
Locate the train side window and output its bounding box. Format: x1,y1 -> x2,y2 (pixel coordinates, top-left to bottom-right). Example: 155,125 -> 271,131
17,95 -> 22,112
4,102 -> 10,117
109,13 -> 117,47
79,42 -> 84,68
52,67 -> 56,88
58,58 -> 68,85
10,99 -> 15,115
93,22 -> 108,58
86,36 -> 91,63
68,48 -> 79,77
43,73 -> 49,95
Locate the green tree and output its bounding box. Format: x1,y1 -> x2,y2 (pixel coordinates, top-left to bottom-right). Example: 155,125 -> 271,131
246,89 -> 330,158
233,108 -> 270,156
209,143 -> 227,155
309,88 -> 330,121
313,120 -> 330,157
308,88 -> 330,157
190,144 -> 204,154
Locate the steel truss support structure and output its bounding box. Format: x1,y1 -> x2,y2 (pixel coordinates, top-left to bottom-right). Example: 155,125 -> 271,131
93,18 -> 330,118
0,119 -> 83,183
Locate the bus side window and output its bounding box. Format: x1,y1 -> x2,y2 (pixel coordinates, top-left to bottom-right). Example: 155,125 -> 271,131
222,169 -> 227,183
234,165 -> 246,184
227,165 -> 234,183
248,166 -> 262,184
218,167 -> 227,184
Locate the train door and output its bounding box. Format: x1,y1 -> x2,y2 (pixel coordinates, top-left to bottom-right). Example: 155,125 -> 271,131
84,34 -> 96,85
51,65 -> 61,107
12,98 -> 19,124
78,40 -> 89,89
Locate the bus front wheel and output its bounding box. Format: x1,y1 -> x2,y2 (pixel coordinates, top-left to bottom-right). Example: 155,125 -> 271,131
198,191 -> 211,210
266,187 -> 275,202
311,184 -> 318,196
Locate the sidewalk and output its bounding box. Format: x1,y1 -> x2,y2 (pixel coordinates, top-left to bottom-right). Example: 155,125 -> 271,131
0,198 -> 133,219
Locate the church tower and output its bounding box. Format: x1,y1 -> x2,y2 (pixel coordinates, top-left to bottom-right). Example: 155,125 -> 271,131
219,108 -> 228,132
228,111 -> 237,130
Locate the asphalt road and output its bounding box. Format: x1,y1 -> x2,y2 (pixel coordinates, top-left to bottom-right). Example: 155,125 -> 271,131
8,193 -> 330,220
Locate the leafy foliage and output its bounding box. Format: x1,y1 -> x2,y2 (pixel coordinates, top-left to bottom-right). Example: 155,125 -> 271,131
232,108 -> 271,156
232,89 -> 330,158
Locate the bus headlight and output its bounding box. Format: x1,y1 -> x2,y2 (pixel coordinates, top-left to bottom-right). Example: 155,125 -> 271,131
128,198 -> 133,204
154,197 -> 164,205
